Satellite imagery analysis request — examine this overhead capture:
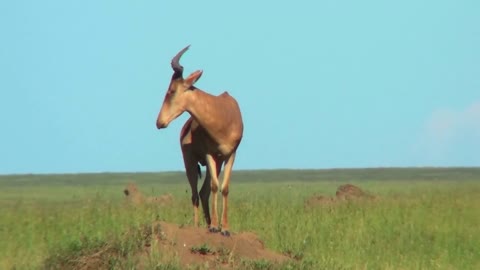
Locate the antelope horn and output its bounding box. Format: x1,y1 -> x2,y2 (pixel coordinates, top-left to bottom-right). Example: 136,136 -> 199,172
171,45 -> 190,75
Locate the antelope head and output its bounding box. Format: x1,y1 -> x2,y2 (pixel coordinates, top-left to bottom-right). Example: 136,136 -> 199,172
156,45 -> 203,129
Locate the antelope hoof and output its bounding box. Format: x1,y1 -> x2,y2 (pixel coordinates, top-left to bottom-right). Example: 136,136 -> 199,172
209,227 -> 221,233
221,230 -> 231,237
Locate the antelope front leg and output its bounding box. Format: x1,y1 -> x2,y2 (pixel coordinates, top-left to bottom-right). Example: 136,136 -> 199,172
220,152 -> 236,236
205,154 -> 221,233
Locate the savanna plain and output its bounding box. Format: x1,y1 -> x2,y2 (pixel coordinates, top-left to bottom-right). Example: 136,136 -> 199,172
1,168 -> 479,270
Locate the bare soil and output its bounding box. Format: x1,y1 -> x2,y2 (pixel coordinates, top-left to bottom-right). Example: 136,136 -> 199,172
150,221 -> 289,269
48,221 -> 289,270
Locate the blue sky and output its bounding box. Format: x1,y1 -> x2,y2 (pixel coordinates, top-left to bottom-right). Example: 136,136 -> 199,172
1,1 -> 479,174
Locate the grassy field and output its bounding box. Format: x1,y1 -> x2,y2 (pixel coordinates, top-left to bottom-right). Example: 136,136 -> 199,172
1,168 -> 479,269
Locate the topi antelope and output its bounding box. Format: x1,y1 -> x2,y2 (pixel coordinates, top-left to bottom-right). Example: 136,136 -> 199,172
156,45 -> 243,236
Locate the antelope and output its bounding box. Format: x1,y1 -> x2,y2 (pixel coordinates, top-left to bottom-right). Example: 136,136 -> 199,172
156,45 -> 243,236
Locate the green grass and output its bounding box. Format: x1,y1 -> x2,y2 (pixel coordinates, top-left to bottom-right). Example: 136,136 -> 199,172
1,168 -> 479,269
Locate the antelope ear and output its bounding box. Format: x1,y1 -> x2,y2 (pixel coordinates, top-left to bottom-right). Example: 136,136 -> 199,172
184,70 -> 203,88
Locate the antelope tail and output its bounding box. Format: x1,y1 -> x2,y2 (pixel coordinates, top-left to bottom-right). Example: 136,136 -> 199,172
197,164 -> 202,179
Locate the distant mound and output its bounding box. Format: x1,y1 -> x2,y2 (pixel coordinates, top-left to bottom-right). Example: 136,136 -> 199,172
306,184 -> 375,207
123,183 -> 173,206
46,222 -> 289,269
336,184 -> 375,200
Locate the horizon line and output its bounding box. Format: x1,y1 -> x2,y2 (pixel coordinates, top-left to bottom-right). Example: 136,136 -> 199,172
2,166 -> 480,177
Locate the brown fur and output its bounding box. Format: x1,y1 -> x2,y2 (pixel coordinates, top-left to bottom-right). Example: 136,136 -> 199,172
156,46 -> 243,235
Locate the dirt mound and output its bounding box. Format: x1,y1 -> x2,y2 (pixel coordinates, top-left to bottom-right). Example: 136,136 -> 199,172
123,183 -> 173,206
336,184 -> 374,200
155,222 -> 289,268
306,184 -> 374,207
47,222 -> 290,270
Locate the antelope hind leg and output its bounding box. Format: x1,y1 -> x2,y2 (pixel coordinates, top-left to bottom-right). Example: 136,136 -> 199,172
219,152 -> 236,237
